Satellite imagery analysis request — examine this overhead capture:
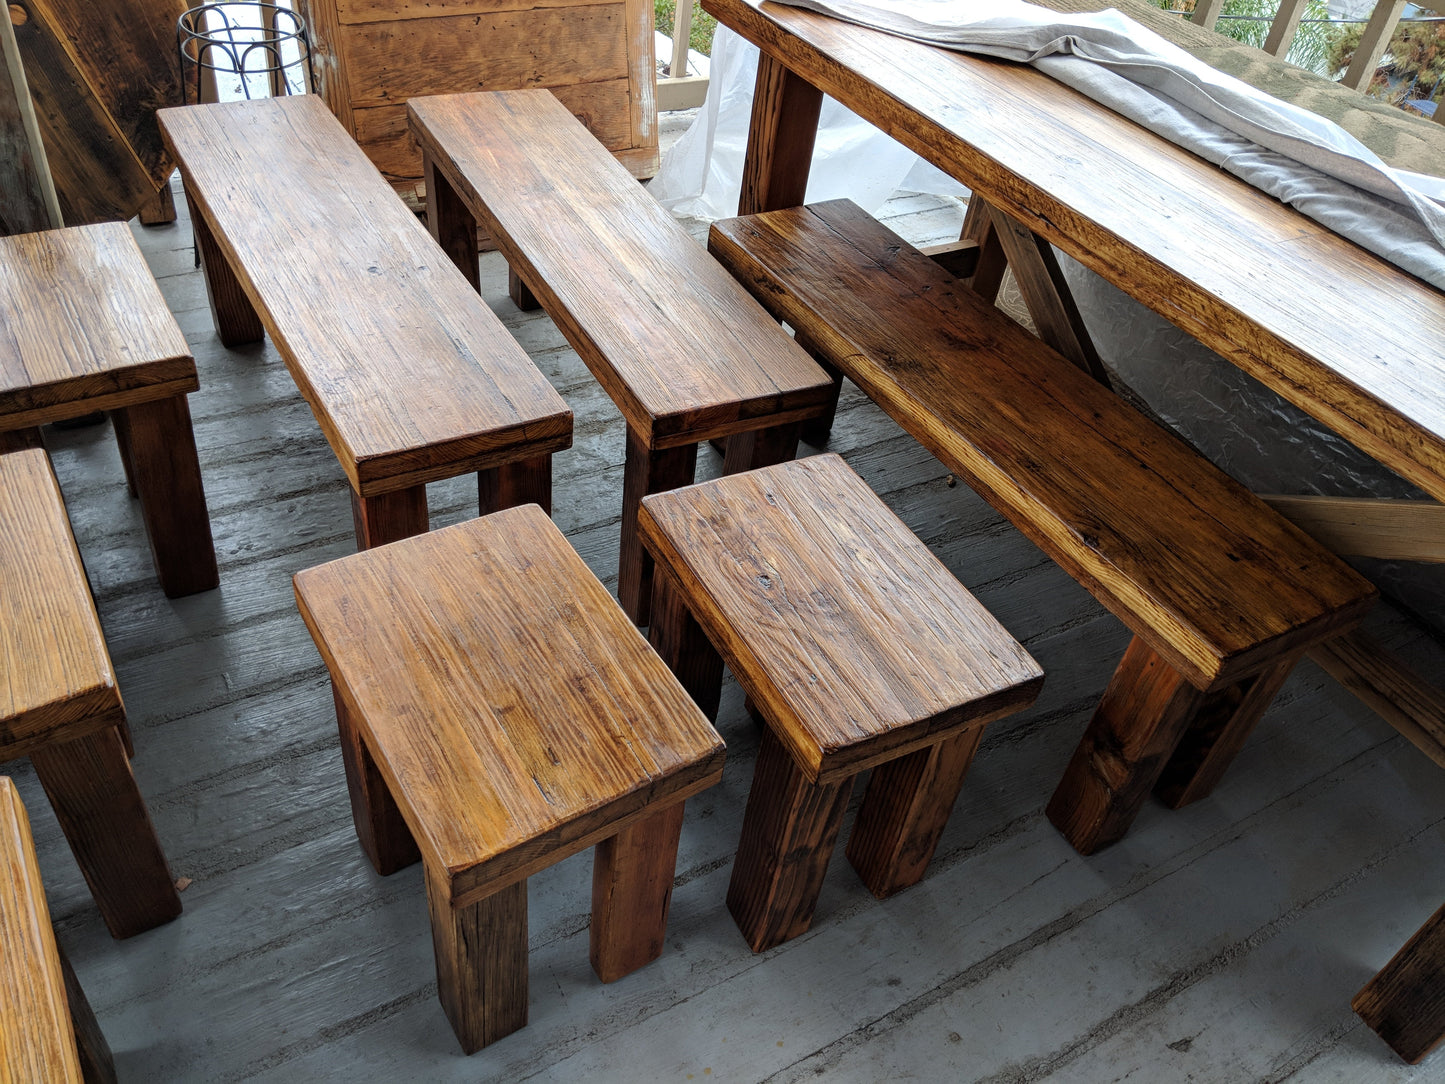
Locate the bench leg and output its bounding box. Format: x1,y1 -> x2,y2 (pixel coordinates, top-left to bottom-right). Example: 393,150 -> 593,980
423,150 -> 480,292
350,485 -> 429,550
117,394 -> 219,597
137,183 -> 177,226
58,944 -> 117,1084
1353,901 -> 1445,1064
426,867 -> 528,1054
727,727 -> 855,952
648,568 -> 725,720
184,183 -> 264,348
333,684 -> 419,876
960,196 -> 1008,304
1153,653 -> 1300,809
721,420 -> 801,477
846,727 -> 985,899
478,454 -> 552,517
108,411 -> 139,497
618,427 -> 697,626
508,268 -> 541,312
794,331 -> 844,447
590,801 -> 687,983
30,724 -> 182,940
1045,636 -> 1206,856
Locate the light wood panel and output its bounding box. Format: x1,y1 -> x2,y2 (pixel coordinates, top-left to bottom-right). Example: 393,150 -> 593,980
1262,495 -> 1445,563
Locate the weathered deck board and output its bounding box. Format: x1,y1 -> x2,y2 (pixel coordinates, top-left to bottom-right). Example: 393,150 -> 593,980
10,163 -> 1442,1081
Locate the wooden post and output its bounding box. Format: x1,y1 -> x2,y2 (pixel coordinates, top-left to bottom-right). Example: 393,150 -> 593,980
1,3 -> 61,234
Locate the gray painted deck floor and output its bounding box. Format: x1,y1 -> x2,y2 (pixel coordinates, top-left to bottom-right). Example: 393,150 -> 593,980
17,154 -> 1445,1082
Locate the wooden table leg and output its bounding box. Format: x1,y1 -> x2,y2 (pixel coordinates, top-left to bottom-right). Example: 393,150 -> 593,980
1045,636 -> 1206,856
350,485 -> 429,550
332,684 -> 419,876
618,426 -> 697,626
590,801 -> 687,983
959,197 -> 1008,304
136,184 -> 177,226
1353,901 -> 1445,1064
727,727 -> 854,952
648,568 -> 726,720
118,394 -> 219,597
423,150 -> 480,292
739,53 -> 823,215
29,723 -> 181,940
426,868 -> 528,1054
478,454 -> 553,517
847,727 -> 985,899
184,183 -> 264,348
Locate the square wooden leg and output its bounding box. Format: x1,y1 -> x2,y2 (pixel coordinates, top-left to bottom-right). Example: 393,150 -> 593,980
721,420 -> 801,476
618,426 -> 696,626
426,867 -> 528,1054
332,684 -> 419,876
590,801 -> 686,983
30,723 -> 181,940
648,568 -> 725,721
423,150 -> 480,292
119,394 -> 219,597
185,183 -> 264,348
508,268 -> 541,312
727,727 -> 854,953
350,485 -> 429,550
846,727 -> 985,899
58,944 -> 117,1083
478,454 -> 553,517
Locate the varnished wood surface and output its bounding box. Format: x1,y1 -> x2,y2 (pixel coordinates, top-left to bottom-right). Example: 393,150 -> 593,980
0,449 -> 120,753
0,777 -> 84,1084
0,224 -> 195,430
639,453 -> 1043,782
710,202 -> 1376,691
705,0 -> 1445,504
293,504 -> 725,909
1354,900 -> 1445,1064
408,90 -> 833,448
158,96 -> 572,498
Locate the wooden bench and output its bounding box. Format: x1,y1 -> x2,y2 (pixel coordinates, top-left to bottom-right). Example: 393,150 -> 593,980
0,447 -> 181,939
406,89 -> 835,623
0,776 -> 116,1084
293,504 -> 725,1052
640,454 -> 1044,951
1354,900 -> 1445,1064
157,96 -> 573,550
0,222 -> 217,598
708,200 -> 1378,856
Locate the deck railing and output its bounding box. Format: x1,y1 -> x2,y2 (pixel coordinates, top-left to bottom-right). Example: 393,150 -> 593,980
659,4 -> 710,110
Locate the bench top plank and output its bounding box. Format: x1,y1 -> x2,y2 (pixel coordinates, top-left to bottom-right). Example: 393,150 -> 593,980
0,449 -> 122,754
294,505 -> 725,906
640,454 -> 1044,782
710,202 -> 1376,690
158,96 -> 571,496
0,777 -> 84,1084
407,89 -> 833,448
0,223 -> 195,431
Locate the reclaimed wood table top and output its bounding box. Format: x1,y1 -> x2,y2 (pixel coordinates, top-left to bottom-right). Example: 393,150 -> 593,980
0,222 -> 195,430
704,0 -> 1445,504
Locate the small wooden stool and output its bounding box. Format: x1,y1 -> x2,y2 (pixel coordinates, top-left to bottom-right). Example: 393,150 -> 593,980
638,454 -> 1044,952
0,448 -> 182,940
293,506 -> 726,1053
0,222 -> 218,598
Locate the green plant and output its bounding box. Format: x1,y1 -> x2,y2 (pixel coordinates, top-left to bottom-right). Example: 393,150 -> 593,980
655,0 -> 718,60
1156,0 -> 1343,76
1329,18 -> 1445,104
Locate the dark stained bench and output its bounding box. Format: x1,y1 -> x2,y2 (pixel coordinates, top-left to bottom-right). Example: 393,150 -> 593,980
709,200 -> 1378,856
407,89 -> 835,623
157,96 -> 573,550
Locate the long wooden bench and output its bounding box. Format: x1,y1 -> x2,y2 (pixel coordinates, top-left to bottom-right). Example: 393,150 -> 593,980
709,200 -> 1378,856
0,777 -> 115,1084
156,96 -> 573,550
406,89 -> 835,623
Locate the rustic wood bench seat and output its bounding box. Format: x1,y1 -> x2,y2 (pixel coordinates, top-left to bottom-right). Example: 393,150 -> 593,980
640,454 -> 1043,951
157,96 -> 573,550
0,777 -> 115,1084
293,504 -> 725,1052
708,200 -> 1378,856
0,448 -> 181,940
1354,900 -> 1445,1064
406,89 -> 835,623
0,222 -> 217,598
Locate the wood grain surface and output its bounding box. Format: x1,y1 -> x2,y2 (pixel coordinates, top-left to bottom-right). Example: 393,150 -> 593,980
709,202 -> 1376,691
293,504 -> 725,909
638,453 -> 1043,783
0,777 -> 84,1083
159,96 -> 572,499
705,0 -> 1445,504
408,89 -> 832,448
1353,900 -> 1445,1064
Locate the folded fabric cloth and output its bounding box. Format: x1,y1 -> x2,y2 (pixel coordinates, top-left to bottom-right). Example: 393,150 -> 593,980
774,0 -> 1445,287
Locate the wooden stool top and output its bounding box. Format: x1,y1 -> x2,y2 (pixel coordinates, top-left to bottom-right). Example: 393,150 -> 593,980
0,450 -> 123,756
639,453 -> 1044,784
0,777 -> 84,1083
293,505 -> 725,907
0,223 -> 195,431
